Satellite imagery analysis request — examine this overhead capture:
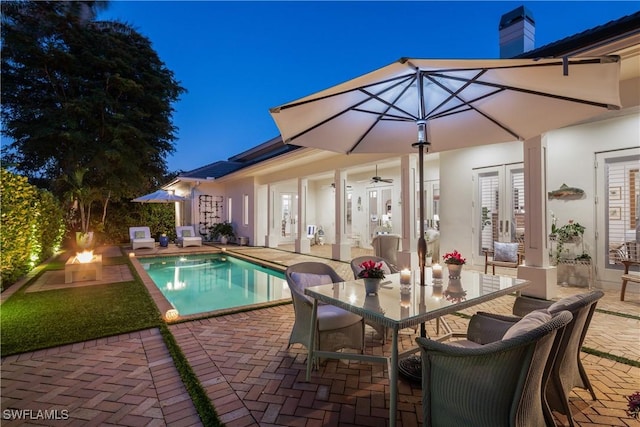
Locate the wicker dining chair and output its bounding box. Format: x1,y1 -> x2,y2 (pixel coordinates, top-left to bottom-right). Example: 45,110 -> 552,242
285,262 -> 364,354
417,310 -> 572,427
510,290 -> 604,426
349,255 -> 398,343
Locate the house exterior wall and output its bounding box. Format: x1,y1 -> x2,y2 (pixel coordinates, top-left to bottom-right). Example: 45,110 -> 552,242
436,112 -> 638,288
438,141 -> 524,266
547,112 -> 639,288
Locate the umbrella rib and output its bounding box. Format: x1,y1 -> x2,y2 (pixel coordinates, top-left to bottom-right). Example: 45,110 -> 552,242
347,76 -> 418,153
429,71 -> 615,109
282,74 -> 416,144
271,73 -> 416,112
414,57 -> 614,75
352,107 -> 414,122
424,73 -> 523,139
422,69 -> 488,119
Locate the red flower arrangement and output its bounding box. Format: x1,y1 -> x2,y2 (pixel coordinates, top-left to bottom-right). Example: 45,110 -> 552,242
443,250 -> 466,265
357,260 -> 386,279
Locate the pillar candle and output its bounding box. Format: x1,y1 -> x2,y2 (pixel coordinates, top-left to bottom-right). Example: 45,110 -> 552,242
432,264 -> 443,279
400,269 -> 412,284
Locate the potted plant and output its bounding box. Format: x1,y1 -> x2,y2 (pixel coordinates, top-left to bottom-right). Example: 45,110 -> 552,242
443,249 -> 466,279
357,260 -> 386,295
210,221 -> 235,244
551,220 -> 586,263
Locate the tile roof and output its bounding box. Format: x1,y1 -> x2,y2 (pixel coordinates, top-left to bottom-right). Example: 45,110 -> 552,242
517,10 -> 640,58
179,138 -> 301,180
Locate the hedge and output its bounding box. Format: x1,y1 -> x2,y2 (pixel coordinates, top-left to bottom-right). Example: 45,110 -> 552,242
1,169 -> 65,290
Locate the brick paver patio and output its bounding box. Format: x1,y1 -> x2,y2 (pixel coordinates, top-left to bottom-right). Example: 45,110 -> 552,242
1,244 -> 639,426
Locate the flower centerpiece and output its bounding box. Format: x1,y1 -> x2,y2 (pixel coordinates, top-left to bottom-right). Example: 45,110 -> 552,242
443,250 -> 466,279
357,260 -> 386,279
358,260 -> 386,295
443,250 -> 466,265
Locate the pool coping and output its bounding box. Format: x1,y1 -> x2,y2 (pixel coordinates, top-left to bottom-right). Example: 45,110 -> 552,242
130,249 -> 291,323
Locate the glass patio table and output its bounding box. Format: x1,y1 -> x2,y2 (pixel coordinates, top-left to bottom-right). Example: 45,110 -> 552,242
304,267 -> 531,427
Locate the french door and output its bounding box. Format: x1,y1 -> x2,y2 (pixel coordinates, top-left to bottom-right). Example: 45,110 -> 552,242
280,192 -> 297,243
595,148 -> 640,283
473,163 -> 525,264
367,185 -> 393,241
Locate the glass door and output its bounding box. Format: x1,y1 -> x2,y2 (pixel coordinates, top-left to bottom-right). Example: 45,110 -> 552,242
368,186 -> 393,240
280,193 -> 298,243
473,163 -> 525,263
595,148 -> 640,283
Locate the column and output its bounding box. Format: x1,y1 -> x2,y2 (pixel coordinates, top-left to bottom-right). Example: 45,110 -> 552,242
332,169 -> 351,261
264,184 -> 279,248
518,134 -> 557,299
397,154 -> 419,270
295,178 -> 310,253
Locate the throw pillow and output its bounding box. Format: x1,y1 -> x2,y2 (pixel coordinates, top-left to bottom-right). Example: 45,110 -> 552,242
182,229 -> 192,237
494,242 -> 519,262
134,231 -> 146,239
502,309 -> 551,340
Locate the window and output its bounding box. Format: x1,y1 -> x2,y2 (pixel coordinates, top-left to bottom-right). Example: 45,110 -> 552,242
243,194 -> 249,226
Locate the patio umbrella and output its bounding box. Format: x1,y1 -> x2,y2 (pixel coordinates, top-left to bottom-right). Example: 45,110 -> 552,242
269,57 -> 621,285
132,189 -> 188,203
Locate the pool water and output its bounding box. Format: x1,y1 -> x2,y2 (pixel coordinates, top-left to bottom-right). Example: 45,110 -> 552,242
141,254 -> 289,316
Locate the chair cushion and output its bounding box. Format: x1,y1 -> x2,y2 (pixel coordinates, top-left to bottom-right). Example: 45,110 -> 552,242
502,309 -> 551,340
134,231 -> 146,239
182,229 -> 192,237
317,305 -> 362,331
494,242 -> 519,262
547,293 -> 587,314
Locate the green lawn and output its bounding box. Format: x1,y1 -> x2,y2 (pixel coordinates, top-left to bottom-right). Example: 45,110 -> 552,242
1,252 -> 223,426
1,258 -> 161,357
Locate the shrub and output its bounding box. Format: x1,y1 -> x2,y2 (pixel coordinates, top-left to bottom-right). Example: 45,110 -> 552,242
0,169 -> 65,289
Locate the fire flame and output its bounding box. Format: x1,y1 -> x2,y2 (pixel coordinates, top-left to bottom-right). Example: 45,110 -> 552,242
76,250 -> 94,263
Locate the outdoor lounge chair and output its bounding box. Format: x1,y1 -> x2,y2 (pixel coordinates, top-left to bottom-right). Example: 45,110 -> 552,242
371,234 -> 401,270
483,240 -> 524,274
510,290 -> 604,426
285,262 -> 364,354
129,226 -> 155,250
615,241 -> 639,301
416,309 -> 572,427
350,256 -> 398,342
176,226 -> 202,247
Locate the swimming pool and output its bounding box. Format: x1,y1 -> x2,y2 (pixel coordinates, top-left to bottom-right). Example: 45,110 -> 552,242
140,253 -> 289,316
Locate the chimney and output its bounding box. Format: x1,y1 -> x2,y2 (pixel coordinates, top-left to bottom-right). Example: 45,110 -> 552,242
499,6 -> 535,58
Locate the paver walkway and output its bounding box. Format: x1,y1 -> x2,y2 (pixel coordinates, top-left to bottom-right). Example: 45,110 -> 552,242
1,244 -> 639,426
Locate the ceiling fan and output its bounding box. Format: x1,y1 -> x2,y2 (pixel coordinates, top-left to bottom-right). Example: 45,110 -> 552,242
360,165 -> 393,184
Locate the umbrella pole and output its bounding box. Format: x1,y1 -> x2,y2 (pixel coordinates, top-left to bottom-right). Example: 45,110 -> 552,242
415,141 -> 428,339
416,141 -> 427,287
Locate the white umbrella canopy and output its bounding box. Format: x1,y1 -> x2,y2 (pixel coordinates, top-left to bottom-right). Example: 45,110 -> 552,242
270,57 -> 621,155
132,189 -> 188,203
269,56 -> 621,285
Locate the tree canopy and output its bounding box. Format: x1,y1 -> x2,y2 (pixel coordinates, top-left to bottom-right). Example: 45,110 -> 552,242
1,0 -> 186,234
